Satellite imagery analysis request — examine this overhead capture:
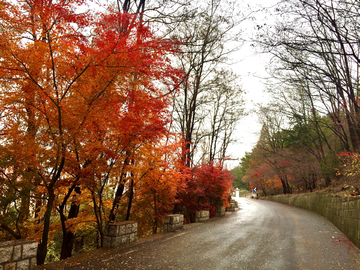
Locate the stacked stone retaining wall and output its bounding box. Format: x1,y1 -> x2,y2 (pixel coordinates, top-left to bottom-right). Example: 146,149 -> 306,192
163,214 -> 184,232
215,206 -> 225,217
195,211 -> 209,222
103,221 -> 137,248
226,199 -> 239,212
262,193 -> 360,248
0,240 -> 37,270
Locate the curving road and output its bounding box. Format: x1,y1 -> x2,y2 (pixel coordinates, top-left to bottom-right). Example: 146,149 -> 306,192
50,198 -> 360,270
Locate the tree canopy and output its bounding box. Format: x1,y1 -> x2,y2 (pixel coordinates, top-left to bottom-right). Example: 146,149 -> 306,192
0,0 -> 238,265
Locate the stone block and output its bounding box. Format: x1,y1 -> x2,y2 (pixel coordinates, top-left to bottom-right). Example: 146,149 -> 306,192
103,236 -> 112,248
164,215 -> 171,224
119,224 -> 126,235
169,216 -> 174,223
195,211 -> 209,220
12,245 -> 22,261
130,233 -> 136,243
230,200 -> 239,208
352,218 -> 358,230
126,224 -> 133,234
354,209 -> 360,219
350,201 -> 355,209
112,236 -> 122,247
0,244 -> 13,264
195,211 -> 209,223
30,258 -> 37,270
22,242 -> 37,259
4,262 -> 16,270
337,202 -> 341,210
226,203 -> 236,212
354,199 -> 360,208
104,221 -> 137,247
132,223 -> 137,233
107,224 -> 119,236
17,260 -> 29,270
163,214 -> 184,232
173,215 -> 180,223
121,235 -> 130,244
341,217 -> 345,225
215,206 -> 225,217
173,216 -> 179,223
350,229 -> 357,243
351,209 -> 358,219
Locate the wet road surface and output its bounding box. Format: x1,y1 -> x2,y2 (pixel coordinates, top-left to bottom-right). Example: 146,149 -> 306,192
46,198 -> 360,269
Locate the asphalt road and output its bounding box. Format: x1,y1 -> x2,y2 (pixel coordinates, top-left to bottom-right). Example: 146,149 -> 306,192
52,198 -> 360,270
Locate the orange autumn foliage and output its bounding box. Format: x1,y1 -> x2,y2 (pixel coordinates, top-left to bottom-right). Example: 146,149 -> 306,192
0,0 -> 182,264
119,136 -> 188,235
243,160 -> 285,195
0,0 -> 236,264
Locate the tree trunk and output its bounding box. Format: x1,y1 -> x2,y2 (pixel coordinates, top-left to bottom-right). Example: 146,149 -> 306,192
280,176 -> 292,194
325,176 -> 331,187
60,202 -> 80,260
37,191 -> 55,265
109,156 -> 130,222
346,114 -> 360,152
109,182 -> 125,222
280,179 -> 287,194
125,179 -> 134,221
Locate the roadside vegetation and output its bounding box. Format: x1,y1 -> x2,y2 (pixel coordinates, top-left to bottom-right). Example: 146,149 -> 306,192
0,0 -> 243,265
231,0 -> 360,198
3,0 -> 360,266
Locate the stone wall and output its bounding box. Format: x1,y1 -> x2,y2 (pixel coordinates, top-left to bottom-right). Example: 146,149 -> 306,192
226,199 -> 239,212
215,206 -> 225,217
195,210 -> 209,223
163,214 -> 184,232
0,240 -> 37,270
103,221 -> 137,248
262,193 -> 360,248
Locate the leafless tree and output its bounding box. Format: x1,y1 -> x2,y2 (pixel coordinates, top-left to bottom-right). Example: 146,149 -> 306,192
258,0 -> 360,152
169,0 -> 244,167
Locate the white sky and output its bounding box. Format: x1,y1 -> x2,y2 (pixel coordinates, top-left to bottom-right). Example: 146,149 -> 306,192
224,47 -> 269,169
224,0 -> 278,169
90,0 -> 277,170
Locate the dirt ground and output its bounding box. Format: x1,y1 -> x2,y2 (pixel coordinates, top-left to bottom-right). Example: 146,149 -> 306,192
321,175 -> 360,197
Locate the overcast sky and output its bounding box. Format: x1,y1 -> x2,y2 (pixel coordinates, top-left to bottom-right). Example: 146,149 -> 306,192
224,0 -> 278,169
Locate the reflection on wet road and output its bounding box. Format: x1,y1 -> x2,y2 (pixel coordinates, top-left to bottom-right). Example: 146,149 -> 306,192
65,198 -> 360,270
